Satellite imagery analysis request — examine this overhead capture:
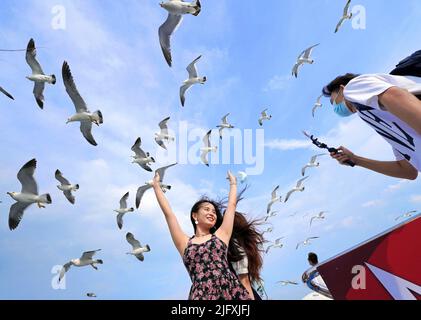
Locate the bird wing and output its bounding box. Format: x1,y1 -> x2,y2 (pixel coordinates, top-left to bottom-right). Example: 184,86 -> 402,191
55,169 -> 70,186
9,202 -> 31,230
159,117 -> 170,135
131,137 -> 147,158
271,186 -> 280,200
80,121 -> 97,146
156,163 -> 177,182
136,185 -> 152,209
292,63 -> 300,78
200,150 -> 210,166
158,14 -> 183,67
343,0 -> 352,15
0,86 -> 14,100
284,190 -> 295,203
296,176 -> 309,188
303,44 -> 320,59
301,165 -> 309,177
222,113 -> 230,124
180,84 -> 191,107
33,82 -> 45,109
81,249 -> 101,261
186,55 -> 201,78
335,17 -> 346,33
202,130 -> 212,148
59,262 -> 72,282
135,253 -> 145,262
63,190 -> 75,205
25,38 -> 44,75
126,232 -> 141,250
120,192 -> 129,209
18,159 -> 38,195
62,61 -> 88,113
117,212 -> 124,230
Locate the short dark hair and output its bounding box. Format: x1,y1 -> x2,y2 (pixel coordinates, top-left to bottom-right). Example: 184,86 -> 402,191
308,252 -> 318,265
322,73 -> 360,97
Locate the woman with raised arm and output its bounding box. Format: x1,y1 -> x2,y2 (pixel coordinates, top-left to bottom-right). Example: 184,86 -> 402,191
152,170 -> 252,300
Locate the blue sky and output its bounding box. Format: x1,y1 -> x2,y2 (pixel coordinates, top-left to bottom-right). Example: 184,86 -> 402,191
0,0 -> 420,300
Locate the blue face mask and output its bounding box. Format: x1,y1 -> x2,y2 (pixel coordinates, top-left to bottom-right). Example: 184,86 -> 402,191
334,101 -> 353,117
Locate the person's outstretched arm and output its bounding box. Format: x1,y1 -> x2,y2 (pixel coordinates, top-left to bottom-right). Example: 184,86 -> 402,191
215,171 -> 238,245
153,172 -> 189,257
331,146 -> 418,180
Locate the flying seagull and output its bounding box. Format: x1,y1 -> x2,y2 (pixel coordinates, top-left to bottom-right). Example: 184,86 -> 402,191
114,192 -> 135,230
217,113 -> 234,139
267,186 -> 281,214
395,210 -> 418,221
126,232 -> 151,262
7,159 -> 52,230
131,137 -> 155,172
258,108 -> 272,126
277,280 -> 299,286
312,94 -> 323,118
302,154 -> 325,176
264,211 -> 278,222
262,227 -> 273,236
158,0 -> 202,67
180,55 -> 206,107
335,0 -> 353,33
310,211 -> 327,227
62,61 -> 103,146
296,237 -> 319,250
200,130 -> 218,167
285,176 -> 309,203
292,44 -> 320,78
265,237 -> 285,254
55,169 -> 79,204
59,249 -> 103,283
155,117 -> 175,150
0,86 -> 14,100
25,38 -> 56,109
136,163 -> 177,209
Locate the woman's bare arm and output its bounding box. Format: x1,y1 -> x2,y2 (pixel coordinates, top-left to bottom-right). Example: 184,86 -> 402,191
153,172 -> 189,257
216,171 -> 237,245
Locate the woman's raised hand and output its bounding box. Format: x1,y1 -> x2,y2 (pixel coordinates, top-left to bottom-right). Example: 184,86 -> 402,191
153,171 -> 161,188
227,170 -> 237,186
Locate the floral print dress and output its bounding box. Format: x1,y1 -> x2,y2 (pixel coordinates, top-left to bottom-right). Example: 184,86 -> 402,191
183,234 -> 252,300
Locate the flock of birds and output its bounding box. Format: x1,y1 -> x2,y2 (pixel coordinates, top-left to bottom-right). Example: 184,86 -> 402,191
0,0 -> 418,298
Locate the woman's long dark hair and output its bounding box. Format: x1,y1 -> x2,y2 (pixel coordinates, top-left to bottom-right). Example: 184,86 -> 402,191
190,185 -> 266,283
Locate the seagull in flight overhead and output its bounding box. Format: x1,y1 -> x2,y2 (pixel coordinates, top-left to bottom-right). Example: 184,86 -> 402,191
62,61 -> 103,146
217,113 -> 234,139
59,249 -> 103,283
335,0 -> 353,33
265,237 -> 285,254
200,130 -> 218,167
285,176 -> 309,203
136,163 -> 177,209
312,94 -> 323,118
180,55 -> 206,107
155,117 -> 175,150
296,237 -> 319,250
131,137 -> 155,172
267,186 -> 282,214
277,280 -> 298,286
301,154 -> 325,176
55,169 -> 79,205
310,211 -> 327,227
7,159 -> 52,230
25,38 -> 56,109
158,0 -> 202,67
258,108 -> 272,126
114,192 -> 135,230
292,44 -> 320,78
126,232 -> 151,262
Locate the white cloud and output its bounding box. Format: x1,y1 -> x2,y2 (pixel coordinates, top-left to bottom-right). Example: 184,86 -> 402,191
362,200 -> 385,208
385,179 -> 411,192
410,195 -> 421,203
263,75 -> 291,92
265,139 -> 311,151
